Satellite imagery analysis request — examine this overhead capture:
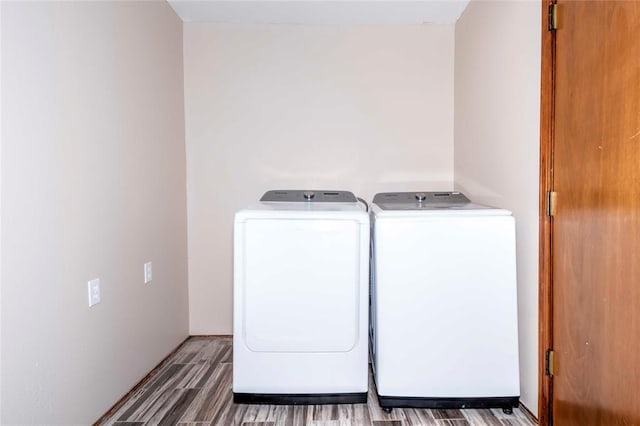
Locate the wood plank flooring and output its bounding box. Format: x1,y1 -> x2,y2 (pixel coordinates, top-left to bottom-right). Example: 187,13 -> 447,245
100,337 -> 536,426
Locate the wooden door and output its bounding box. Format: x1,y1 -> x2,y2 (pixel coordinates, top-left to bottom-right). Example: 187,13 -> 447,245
551,1 -> 640,424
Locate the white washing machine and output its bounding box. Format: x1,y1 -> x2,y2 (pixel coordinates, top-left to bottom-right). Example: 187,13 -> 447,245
233,190 -> 370,404
370,191 -> 520,412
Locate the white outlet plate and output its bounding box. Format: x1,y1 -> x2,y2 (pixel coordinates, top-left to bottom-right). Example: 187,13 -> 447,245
144,262 -> 153,284
88,278 -> 101,307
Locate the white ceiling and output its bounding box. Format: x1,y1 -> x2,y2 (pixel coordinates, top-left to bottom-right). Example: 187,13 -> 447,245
167,1 -> 470,25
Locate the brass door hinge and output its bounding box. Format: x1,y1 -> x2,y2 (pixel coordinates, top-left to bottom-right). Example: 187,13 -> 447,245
549,3 -> 558,31
547,191 -> 557,217
546,349 -> 555,376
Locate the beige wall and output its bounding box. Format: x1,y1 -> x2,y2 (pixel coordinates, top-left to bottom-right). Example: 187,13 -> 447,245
454,0 -> 541,415
184,23 -> 455,334
1,2 -> 188,424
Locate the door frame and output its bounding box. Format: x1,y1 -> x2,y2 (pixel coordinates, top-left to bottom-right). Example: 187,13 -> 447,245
538,0 -> 555,425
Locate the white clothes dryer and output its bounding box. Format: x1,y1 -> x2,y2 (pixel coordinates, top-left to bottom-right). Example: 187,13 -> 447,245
370,191 -> 520,413
233,190 -> 370,404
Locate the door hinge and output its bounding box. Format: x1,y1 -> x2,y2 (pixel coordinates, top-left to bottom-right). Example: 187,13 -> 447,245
548,3 -> 558,31
547,191 -> 557,216
546,349 -> 555,376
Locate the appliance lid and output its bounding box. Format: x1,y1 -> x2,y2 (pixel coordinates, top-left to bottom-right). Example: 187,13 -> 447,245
372,191 -> 493,210
260,190 -> 357,203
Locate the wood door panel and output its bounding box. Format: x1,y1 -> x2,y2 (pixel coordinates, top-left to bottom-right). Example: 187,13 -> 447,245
552,1 -> 640,425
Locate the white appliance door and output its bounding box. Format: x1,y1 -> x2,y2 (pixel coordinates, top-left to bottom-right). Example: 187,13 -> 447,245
242,218 -> 361,353
375,215 -> 519,397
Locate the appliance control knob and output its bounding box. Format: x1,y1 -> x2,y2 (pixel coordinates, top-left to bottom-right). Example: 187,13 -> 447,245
303,191 -> 315,200
415,192 -> 427,202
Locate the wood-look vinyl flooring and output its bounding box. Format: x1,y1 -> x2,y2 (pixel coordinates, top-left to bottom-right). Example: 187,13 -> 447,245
100,337 -> 536,426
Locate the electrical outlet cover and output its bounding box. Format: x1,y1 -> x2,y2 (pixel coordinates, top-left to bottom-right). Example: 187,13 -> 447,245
144,262 -> 153,283
88,278 -> 101,307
